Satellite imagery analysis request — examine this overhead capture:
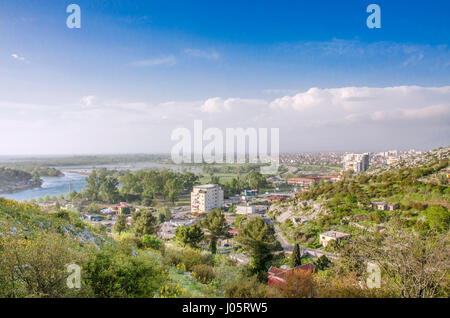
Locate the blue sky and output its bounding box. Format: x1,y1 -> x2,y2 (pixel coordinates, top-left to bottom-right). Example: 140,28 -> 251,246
0,0 -> 449,154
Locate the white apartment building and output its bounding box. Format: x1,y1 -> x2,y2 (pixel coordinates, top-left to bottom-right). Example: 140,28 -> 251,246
191,184 -> 224,214
236,205 -> 256,215
343,153 -> 370,173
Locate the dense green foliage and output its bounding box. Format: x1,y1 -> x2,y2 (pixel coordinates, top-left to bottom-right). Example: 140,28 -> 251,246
175,224 -> 204,248
202,209 -> 231,254
236,217 -> 281,273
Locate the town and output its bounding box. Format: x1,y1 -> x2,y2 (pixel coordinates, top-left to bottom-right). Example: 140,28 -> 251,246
2,146 -> 446,298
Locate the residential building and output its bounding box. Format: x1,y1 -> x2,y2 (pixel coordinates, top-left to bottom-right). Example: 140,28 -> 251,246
343,153 -> 370,173
190,184 -> 224,214
371,201 -> 399,211
319,231 -> 350,247
287,177 -> 320,190
236,204 -> 256,215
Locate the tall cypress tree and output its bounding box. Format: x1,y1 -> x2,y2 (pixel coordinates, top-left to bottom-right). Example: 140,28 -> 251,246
291,243 -> 302,268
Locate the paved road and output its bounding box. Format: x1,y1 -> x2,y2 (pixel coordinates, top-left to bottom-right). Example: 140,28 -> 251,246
273,223 -> 338,260
274,223 -> 293,253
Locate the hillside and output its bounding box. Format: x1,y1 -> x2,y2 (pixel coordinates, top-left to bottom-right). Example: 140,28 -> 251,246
0,167 -> 41,193
270,147 -> 449,247
0,199 -> 243,298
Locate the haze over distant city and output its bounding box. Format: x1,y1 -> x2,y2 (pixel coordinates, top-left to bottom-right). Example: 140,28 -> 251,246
0,0 -> 449,155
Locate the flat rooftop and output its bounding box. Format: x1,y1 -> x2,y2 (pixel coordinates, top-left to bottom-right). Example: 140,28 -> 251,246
321,230 -> 350,239
193,184 -> 220,189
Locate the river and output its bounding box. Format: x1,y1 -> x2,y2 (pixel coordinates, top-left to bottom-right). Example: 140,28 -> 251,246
0,162 -> 201,202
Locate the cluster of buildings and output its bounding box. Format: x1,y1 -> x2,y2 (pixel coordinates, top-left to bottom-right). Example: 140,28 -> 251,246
279,152 -> 343,166
343,153 -> 370,174
370,149 -> 423,166
100,202 -> 131,215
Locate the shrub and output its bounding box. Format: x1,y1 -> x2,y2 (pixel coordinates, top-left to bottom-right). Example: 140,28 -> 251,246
164,247 -> 212,271
0,230 -> 89,297
224,275 -> 268,298
192,264 -> 215,283
142,235 -> 163,250
83,247 -> 164,297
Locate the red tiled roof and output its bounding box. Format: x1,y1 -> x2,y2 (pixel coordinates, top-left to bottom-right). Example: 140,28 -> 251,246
268,263 -> 315,282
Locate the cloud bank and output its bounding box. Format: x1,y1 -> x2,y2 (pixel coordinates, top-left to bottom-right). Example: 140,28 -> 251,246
0,85 -> 449,154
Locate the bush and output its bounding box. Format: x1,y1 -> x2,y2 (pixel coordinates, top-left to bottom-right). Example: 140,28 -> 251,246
83,247 -> 164,297
164,247 -> 212,271
142,235 -> 163,250
0,230 -> 89,297
224,275 -> 268,298
191,264 -> 215,283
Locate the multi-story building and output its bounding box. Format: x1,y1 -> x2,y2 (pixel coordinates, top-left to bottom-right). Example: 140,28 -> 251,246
343,153 -> 370,173
190,184 -> 224,214
236,204 -> 256,215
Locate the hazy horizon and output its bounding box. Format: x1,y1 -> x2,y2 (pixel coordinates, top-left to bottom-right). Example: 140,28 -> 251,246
1,1 -> 449,155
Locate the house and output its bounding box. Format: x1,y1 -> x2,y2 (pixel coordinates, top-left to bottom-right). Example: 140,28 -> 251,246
371,201 -> 399,211
319,230 -> 350,247
287,177 -> 320,187
266,195 -> 289,203
321,175 -> 340,183
267,263 -> 315,285
371,201 -> 387,210
117,202 -> 131,215
229,227 -> 239,237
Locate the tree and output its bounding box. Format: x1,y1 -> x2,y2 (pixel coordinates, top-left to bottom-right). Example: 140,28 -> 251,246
120,172 -> 143,201
113,214 -> 128,234
246,170 -> 267,190
337,220 -> 450,298
54,201 -> 61,212
163,178 -> 182,204
133,210 -> 158,237
236,217 -> 281,272
84,170 -> 104,201
202,209 -> 230,254
100,177 -> 119,203
175,224 -> 204,249
210,175 -> 220,185
291,244 -> 302,268
87,203 -> 99,214
158,207 -> 171,223
423,206 -> 449,233
314,255 -> 331,271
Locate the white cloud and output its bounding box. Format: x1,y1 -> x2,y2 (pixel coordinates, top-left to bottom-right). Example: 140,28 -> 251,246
1,86 -> 449,154
11,53 -> 28,63
130,55 -> 176,67
270,86 -> 450,120
184,48 -> 220,60
403,53 -> 424,66
201,97 -> 267,113
371,104 -> 450,121
81,95 -> 96,107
